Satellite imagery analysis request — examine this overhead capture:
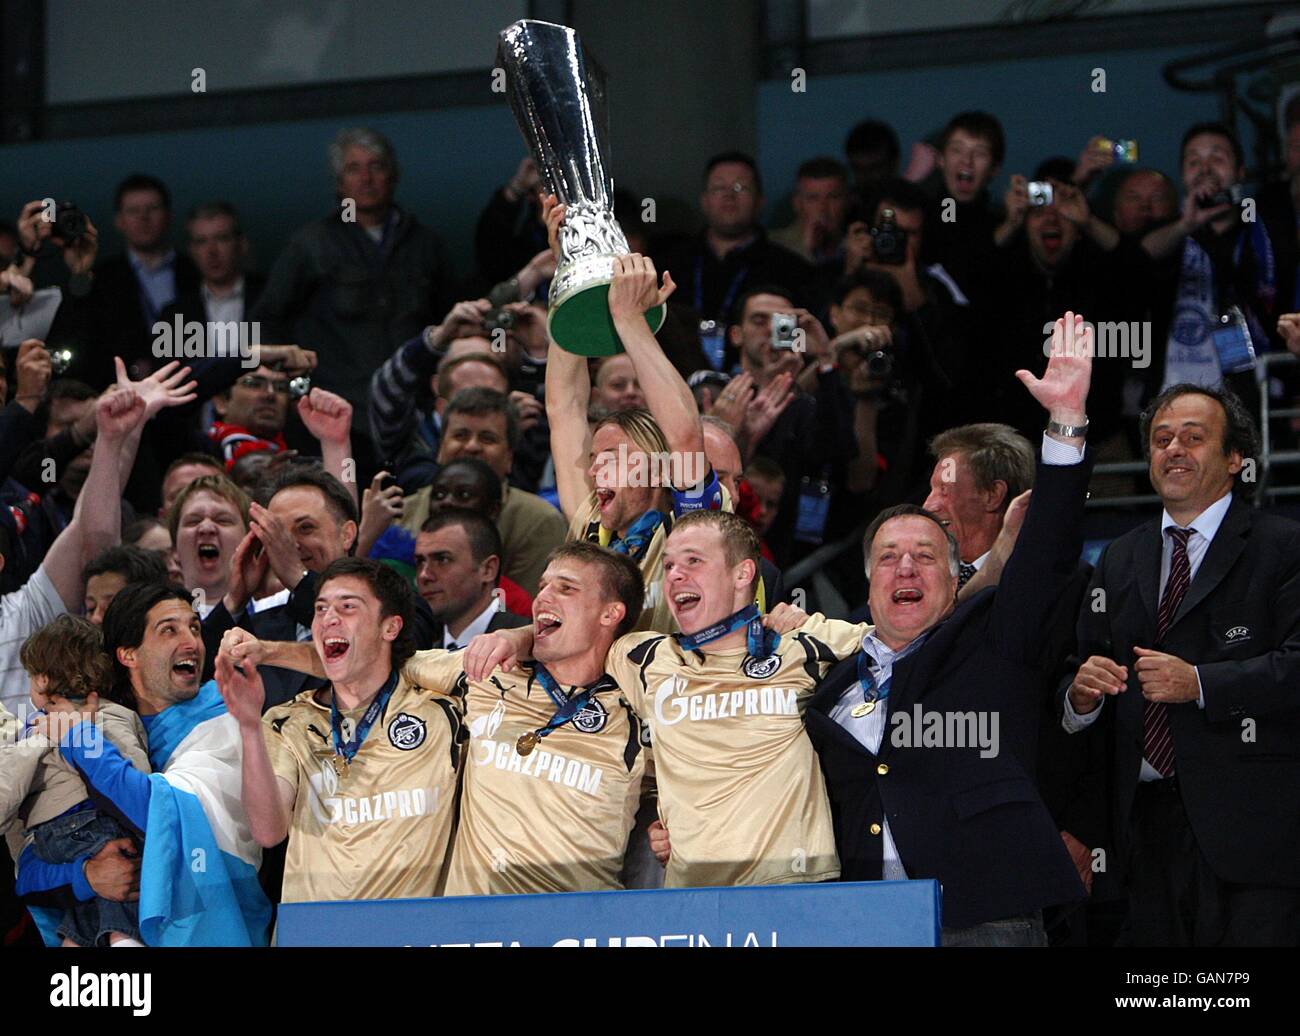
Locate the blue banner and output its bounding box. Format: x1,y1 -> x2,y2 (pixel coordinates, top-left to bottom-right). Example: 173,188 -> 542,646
276,879 -> 941,946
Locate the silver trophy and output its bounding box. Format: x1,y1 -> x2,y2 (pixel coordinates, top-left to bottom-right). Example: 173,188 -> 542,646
498,19 -> 663,356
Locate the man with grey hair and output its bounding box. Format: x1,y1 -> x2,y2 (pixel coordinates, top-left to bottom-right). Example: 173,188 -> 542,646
792,312 -> 1098,944
922,422 -> 1035,588
253,126 -> 456,485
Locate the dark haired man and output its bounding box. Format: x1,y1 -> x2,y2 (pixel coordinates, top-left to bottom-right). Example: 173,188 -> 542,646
219,557 -> 461,903
231,544 -> 651,896
17,581 -> 270,944
1142,123 -> 1277,403
82,544 -> 170,626
90,174 -> 200,379
651,151 -> 811,343
771,157 -> 851,266
845,119 -> 901,196
414,510 -> 529,648
1063,383 -> 1300,946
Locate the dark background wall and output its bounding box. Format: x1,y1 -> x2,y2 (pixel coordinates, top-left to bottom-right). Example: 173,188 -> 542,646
0,0 -> 1291,282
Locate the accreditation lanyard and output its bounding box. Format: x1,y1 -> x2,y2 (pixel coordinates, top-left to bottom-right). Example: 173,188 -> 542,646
674,602 -> 778,661
329,670 -> 399,776
516,663 -> 617,757
694,254 -> 751,321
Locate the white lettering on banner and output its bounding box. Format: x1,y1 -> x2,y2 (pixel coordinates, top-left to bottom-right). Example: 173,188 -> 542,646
428,931 -> 779,947
49,968 -> 152,1015
474,738 -> 603,796
653,676 -> 798,727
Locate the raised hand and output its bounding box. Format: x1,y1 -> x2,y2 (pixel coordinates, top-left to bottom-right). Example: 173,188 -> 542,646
743,371 -> 796,449
1278,313 -> 1300,356
215,650 -> 267,730
358,472 -> 404,556
541,194 -> 566,259
1,266 -> 33,306
61,215 -> 99,276
707,371 -> 754,428
258,344 -> 317,374
248,501 -> 305,589
607,253 -> 675,321
428,299 -> 492,352
297,388 -> 352,445
114,356 -> 197,419
95,386 -> 146,441
220,627 -> 271,669
1016,310 -> 1091,427
13,339 -> 52,409
224,530 -> 269,614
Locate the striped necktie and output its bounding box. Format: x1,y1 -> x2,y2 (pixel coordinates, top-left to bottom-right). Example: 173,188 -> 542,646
1144,526 -> 1192,777
957,562 -> 977,589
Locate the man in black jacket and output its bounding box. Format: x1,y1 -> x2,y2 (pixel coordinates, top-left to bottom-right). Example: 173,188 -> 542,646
1062,383 -> 1300,945
252,128 -> 456,485
802,312 -> 1096,945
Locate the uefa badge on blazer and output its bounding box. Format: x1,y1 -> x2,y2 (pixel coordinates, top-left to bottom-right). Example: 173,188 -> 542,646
1222,624 -> 1252,645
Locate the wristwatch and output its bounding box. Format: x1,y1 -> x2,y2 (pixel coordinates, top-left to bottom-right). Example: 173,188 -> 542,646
1047,418 -> 1089,438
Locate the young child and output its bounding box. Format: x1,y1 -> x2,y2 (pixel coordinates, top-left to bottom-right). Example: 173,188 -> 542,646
1,614 -> 152,946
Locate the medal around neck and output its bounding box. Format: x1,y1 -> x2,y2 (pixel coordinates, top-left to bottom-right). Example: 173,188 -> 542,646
498,19 -> 664,356
516,730 -> 541,756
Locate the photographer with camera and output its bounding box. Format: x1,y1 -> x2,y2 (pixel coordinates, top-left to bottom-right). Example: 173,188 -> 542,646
1139,123 -> 1277,404
978,161 -> 1143,447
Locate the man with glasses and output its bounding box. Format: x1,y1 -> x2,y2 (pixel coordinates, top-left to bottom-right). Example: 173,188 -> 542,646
210,367 -> 294,467
651,152 -> 811,366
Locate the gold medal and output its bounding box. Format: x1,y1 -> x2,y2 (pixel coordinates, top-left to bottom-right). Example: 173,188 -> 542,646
516,730 -> 540,756
330,754 -> 350,778
851,701 -> 876,718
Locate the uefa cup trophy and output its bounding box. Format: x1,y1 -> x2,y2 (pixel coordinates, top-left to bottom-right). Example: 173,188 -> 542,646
498,19 -> 664,356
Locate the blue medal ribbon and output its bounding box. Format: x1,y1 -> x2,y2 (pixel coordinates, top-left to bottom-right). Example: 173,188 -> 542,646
856,651 -> 892,708
608,509 -> 666,560
329,669 -> 399,770
523,663 -> 618,747
674,602 -> 779,660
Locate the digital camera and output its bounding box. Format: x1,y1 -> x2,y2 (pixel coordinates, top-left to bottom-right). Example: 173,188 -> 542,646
869,207 -> 906,265
1027,181 -> 1054,207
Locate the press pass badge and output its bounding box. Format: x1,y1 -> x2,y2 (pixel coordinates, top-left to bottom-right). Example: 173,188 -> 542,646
1212,306 -> 1256,375
794,468 -> 832,545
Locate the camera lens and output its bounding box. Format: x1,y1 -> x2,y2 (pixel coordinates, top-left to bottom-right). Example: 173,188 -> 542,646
288,375 -> 311,399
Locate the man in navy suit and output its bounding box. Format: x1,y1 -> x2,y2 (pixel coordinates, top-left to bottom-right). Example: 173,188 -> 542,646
1063,383 -> 1300,945
801,312 -> 1096,945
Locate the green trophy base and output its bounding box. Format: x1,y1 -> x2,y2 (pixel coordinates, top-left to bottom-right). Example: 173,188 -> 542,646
548,283 -> 665,357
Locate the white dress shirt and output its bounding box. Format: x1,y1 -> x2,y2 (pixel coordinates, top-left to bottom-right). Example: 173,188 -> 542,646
1062,490 -> 1233,779
442,595 -> 501,650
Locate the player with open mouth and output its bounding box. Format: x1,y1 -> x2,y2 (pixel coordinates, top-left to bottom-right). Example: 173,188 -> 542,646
466,512 -> 870,890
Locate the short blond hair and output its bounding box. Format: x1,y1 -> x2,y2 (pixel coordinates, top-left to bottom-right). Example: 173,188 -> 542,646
594,406 -> 669,458
167,474 -> 251,541
671,510 -> 760,585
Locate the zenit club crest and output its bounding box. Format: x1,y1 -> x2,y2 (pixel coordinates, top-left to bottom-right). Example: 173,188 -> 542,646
388,713 -> 427,750
743,654 -> 782,679
572,698 -> 609,734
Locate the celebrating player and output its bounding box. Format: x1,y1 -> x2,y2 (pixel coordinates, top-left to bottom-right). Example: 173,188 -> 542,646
216,558 -> 461,904
467,510 -> 869,888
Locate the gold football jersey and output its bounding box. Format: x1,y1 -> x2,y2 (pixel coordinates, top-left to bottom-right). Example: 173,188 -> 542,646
404,649 -> 646,896
263,672 -> 463,904
606,613 -> 869,889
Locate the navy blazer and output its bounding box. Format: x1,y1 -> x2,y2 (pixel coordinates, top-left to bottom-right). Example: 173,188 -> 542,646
1065,497 -> 1300,888
805,455 -> 1092,929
